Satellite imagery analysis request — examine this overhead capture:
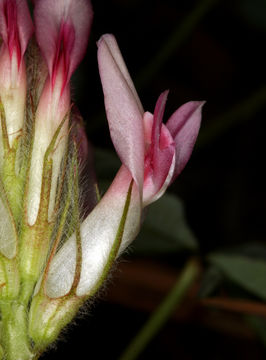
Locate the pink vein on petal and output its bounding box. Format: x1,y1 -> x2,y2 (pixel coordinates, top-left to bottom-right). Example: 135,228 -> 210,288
0,0 -> 33,66
51,20 -> 75,92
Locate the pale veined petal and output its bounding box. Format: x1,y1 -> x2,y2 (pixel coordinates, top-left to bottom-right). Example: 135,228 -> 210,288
97,35 -> 145,192
45,166 -> 141,298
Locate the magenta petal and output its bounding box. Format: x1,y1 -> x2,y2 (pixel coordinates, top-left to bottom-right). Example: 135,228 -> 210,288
143,96 -> 175,205
97,34 -> 145,191
150,90 -> 169,163
0,0 -> 33,62
150,91 -> 174,189
166,101 -> 205,180
34,0 -> 93,85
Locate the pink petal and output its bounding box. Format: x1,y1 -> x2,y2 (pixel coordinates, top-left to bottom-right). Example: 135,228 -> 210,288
149,91 -> 175,189
99,34 -> 144,114
166,101 -> 205,180
143,94 -> 175,205
0,0 -> 33,65
97,34 -> 145,191
34,0 -> 93,88
150,90 -> 170,172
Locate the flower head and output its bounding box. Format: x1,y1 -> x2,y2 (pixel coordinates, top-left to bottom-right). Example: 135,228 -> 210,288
27,0 -> 93,225
97,34 -> 204,205
43,34 -> 204,299
0,1 -> 204,357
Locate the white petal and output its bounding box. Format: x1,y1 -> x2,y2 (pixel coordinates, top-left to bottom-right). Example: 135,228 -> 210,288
45,166 -> 141,298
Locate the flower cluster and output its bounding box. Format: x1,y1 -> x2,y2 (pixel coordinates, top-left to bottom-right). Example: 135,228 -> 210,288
0,0 -> 203,359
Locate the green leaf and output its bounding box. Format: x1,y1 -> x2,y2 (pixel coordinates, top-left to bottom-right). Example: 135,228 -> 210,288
133,193 -> 198,255
198,265 -> 224,298
225,242 -> 266,261
237,0 -> 266,32
208,254 -> 266,300
246,315 -> 266,347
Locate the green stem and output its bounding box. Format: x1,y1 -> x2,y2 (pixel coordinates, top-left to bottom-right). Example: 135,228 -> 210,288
0,301 -> 33,360
119,259 -> 199,360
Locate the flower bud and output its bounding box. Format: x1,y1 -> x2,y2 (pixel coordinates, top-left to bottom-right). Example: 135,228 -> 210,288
27,0 -> 93,225
0,0 -> 33,152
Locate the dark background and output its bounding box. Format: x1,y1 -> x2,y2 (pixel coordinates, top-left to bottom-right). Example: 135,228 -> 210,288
43,0 -> 266,358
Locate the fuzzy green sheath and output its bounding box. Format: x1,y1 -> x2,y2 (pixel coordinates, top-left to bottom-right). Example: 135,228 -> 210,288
0,59 -> 82,358
0,46 -> 134,360
0,44 -> 104,360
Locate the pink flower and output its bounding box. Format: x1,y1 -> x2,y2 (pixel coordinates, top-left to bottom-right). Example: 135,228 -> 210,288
97,34 -> 204,206
27,0 -> 93,225
0,0 -> 33,149
44,34 -> 204,298
0,0 -> 33,71
34,0 -> 93,95
0,0 -> 205,351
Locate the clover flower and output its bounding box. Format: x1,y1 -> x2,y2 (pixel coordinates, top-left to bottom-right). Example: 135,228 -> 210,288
0,1 -> 203,358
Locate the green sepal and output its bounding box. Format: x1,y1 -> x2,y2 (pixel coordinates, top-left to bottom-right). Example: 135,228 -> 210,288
39,142 -> 82,297
52,142 -> 81,251
68,144 -> 82,294
0,301 -> 33,360
29,291 -> 83,353
27,145 -> 84,353
0,102 -> 10,155
0,257 -> 20,300
0,102 -> 25,222
18,160 -> 53,296
19,116 -> 68,298
0,179 -> 18,259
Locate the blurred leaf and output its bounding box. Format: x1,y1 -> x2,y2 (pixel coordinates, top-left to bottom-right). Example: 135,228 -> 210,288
228,242 -> 266,261
237,0 -> 266,32
198,265 -> 224,298
246,315 -> 266,347
133,193 -> 198,255
197,86 -> 266,148
208,254 -> 266,300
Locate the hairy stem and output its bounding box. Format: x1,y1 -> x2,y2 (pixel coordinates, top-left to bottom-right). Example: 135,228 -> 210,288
0,301 -> 33,360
